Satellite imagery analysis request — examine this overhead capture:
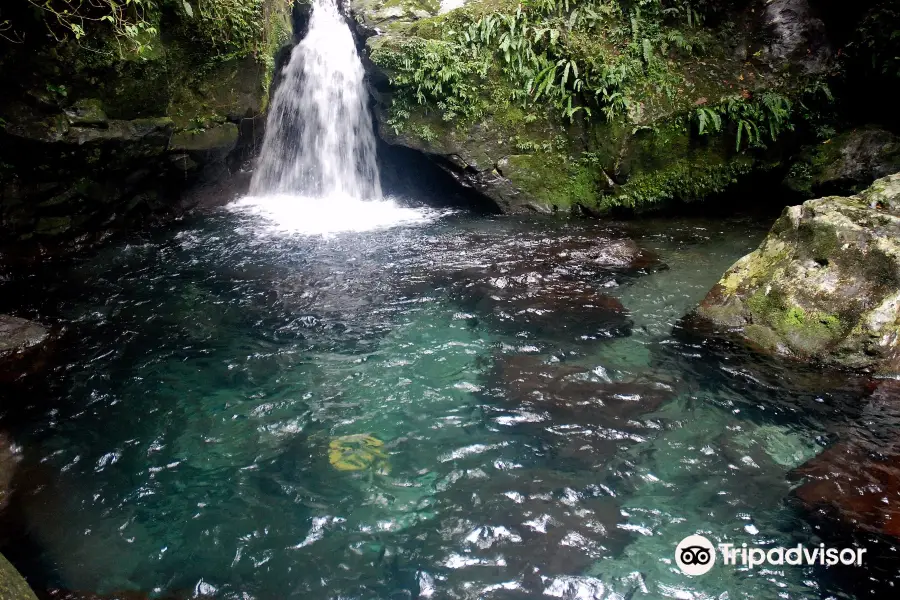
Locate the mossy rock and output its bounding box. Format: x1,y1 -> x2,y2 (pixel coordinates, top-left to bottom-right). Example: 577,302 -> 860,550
697,172 -> 900,373
328,434 -> 391,473
170,123 -> 240,152
355,0 -> 806,214
0,553 -> 37,600
784,127 -> 900,199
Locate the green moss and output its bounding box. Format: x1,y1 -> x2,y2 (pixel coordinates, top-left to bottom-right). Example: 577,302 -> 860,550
503,153 -> 599,210
170,123 -> 239,151
745,290 -> 847,356
0,554 -> 37,600
601,155 -> 756,211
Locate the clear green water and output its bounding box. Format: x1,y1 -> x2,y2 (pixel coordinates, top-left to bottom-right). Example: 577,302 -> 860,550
0,211 -> 876,599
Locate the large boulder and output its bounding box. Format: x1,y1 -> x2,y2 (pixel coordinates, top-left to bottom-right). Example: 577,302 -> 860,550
0,553 -> 38,600
696,173 -> 900,374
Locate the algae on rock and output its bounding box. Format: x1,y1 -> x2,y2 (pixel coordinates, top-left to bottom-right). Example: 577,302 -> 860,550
696,172 -> 900,374
0,553 -> 37,600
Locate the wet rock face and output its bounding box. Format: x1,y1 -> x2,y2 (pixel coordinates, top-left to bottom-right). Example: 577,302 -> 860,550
762,0 -> 831,74
0,315 -> 50,382
695,173 -> 900,374
0,5 -> 293,252
791,380 -> 900,539
784,128 -> 900,198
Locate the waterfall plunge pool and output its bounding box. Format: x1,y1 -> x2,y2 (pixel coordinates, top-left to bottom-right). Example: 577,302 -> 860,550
0,208 -> 886,600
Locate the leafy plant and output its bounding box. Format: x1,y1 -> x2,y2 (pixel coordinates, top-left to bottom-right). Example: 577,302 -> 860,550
25,0 -> 160,56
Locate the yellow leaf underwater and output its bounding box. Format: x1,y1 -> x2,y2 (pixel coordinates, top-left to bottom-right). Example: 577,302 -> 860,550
328,434 -> 391,473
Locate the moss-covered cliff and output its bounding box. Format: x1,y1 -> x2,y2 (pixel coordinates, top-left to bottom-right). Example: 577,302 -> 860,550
0,1 -> 295,252
350,0 -> 842,214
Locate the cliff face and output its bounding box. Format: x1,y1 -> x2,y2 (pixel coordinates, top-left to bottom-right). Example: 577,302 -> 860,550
349,0 -> 842,214
0,1 -> 295,254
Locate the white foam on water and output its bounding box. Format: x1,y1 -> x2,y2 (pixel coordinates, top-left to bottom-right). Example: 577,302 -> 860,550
227,194 -> 443,236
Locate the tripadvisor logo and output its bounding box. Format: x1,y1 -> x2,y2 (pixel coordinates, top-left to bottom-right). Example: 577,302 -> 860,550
675,535 -> 716,575
675,534 -> 868,576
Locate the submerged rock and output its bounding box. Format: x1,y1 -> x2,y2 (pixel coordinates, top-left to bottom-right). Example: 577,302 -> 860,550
460,279 -> 632,341
695,173 -> 900,374
790,380 -> 900,539
427,468 -> 632,590
0,316 -> 48,361
0,553 -> 37,600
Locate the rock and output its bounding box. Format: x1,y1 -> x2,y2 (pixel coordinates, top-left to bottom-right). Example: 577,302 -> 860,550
44,590 -> 214,600
790,380 -> 900,539
695,173 -> 900,374
351,0 -> 808,214
169,123 -> 240,152
460,280 -> 632,341
784,128 -> 900,198
490,354 -> 673,424
761,0 -> 831,74
63,99 -> 108,127
0,553 -> 38,600
0,1 -> 294,249
428,468 -> 632,590
0,316 -> 48,361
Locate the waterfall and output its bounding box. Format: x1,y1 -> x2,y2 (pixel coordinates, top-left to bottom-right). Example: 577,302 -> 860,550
250,0 -> 382,200
231,0 -> 441,235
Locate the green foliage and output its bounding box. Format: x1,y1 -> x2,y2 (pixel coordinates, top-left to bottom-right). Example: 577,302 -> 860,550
373,0 -> 711,128
692,92 -> 794,151
851,3 -> 900,79
25,0 -> 160,56
17,0 -> 290,58
602,156 -> 756,210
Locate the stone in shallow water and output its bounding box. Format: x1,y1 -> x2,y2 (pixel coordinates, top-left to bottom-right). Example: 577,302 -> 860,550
0,315 -> 47,360
461,279 -> 632,341
487,354 -> 674,468
490,354 -> 673,422
44,591 -> 213,600
790,380 -> 900,539
424,469 -> 631,594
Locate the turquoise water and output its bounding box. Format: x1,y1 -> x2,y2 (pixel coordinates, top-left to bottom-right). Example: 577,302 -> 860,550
0,210 -> 877,599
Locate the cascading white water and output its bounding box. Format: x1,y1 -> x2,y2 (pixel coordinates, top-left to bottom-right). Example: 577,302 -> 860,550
250,0 -> 381,199
231,0 -> 439,235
